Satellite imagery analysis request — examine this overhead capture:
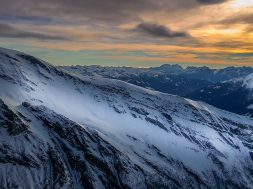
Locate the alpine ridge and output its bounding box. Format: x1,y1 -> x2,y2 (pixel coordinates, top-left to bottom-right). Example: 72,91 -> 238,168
0,47 -> 253,189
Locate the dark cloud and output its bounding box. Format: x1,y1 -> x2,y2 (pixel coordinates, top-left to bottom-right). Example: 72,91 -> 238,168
0,0 -> 229,25
197,0 -> 228,5
135,22 -> 189,38
0,0 -> 154,23
0,23 -> 66,40
0,14 -> 63,25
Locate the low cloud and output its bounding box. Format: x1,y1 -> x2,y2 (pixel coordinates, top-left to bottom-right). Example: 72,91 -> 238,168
134,22 -> 189,38
197,0 -> 228,5
0,23 -> 66,40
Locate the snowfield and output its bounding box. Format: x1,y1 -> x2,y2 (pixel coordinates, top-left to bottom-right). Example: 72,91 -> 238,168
0,47 -> 253,189
244,73 -> 253,89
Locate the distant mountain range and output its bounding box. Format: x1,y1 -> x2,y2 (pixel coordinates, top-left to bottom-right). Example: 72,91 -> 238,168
1,48 -> 253,188
186,76 -> 253,117
61,64 -> 253,117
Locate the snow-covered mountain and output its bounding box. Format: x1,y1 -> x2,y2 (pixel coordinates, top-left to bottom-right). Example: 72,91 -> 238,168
244,73 -> 253,90
60,64 -> 253,96
1,47 -> 253,189
61,65 -> 253,117
186,75 -> 253,118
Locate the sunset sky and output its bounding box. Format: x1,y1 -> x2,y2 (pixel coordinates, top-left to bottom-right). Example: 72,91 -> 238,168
0,0 -> 253,67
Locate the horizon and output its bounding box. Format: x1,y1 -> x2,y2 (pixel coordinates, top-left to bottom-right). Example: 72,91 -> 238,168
59,61 -> 253,69
0,0 -> 253,67
1,46 -> 253,69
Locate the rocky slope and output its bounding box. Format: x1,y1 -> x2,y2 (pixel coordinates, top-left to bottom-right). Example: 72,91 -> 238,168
1,48 -> 253,189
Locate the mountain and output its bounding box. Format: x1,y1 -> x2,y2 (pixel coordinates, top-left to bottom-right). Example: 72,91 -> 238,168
61,65 -> 253,116
60,64 -> 253,96
186,75 -> 253,117
1,48 -> 253,189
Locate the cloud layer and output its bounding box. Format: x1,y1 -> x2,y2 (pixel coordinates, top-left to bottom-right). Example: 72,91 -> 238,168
0,0 -> 252,67
0,0 -> 229,23
0,23 -> 66,40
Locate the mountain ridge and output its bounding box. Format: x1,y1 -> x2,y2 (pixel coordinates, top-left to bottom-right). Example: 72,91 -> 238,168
0,47 -> 253,189
60,63 -> 253,117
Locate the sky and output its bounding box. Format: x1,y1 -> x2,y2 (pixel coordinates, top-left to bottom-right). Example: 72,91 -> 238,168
0,0 -> 253,68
